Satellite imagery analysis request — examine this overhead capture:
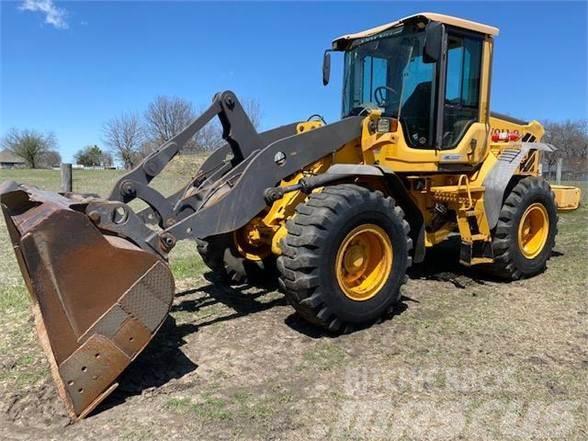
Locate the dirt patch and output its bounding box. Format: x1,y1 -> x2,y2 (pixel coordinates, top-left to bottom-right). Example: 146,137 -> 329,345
0,179 -> 586,440
1,244 -> 587,440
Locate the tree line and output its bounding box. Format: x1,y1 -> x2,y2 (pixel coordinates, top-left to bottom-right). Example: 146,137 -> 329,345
1,95 -> 261,169
103,95 -> 261,169
541,120 -> 588,179
1,112 -> 585,175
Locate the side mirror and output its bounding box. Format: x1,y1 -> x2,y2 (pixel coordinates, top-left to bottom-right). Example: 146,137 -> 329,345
423,22 -> 444,64
322,51 -> 331,86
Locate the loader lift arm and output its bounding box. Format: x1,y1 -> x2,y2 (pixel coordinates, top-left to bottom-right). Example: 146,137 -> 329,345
108,91 -> 264,228
93,91 -> 363,257
0,91 -> 362,419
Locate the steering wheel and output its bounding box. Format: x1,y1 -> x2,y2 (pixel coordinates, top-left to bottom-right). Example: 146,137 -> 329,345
374,86 -> 398,107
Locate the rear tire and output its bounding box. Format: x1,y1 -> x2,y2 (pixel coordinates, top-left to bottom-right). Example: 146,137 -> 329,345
488,176 -> 558,280
277,184 -> 412,333
196,234 -> 274,284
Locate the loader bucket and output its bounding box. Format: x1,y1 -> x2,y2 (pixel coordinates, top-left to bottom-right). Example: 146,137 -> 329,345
0,182 -> 175,419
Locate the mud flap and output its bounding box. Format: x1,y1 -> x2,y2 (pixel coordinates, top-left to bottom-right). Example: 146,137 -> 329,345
0,182 -> 175,419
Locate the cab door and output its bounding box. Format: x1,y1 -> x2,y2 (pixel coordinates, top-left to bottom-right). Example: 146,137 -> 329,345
438,31 -> 486,154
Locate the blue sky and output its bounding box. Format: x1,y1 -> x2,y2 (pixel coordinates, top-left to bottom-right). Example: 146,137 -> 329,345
1,1 -> 587,162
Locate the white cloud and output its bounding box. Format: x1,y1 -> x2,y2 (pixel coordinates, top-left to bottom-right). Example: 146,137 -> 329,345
20,0 -> 69,29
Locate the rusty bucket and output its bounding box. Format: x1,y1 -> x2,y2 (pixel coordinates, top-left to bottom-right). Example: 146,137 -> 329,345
0,182 -> 175,419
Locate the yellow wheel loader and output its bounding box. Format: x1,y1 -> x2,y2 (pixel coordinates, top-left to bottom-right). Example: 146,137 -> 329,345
1,13 -> 581,419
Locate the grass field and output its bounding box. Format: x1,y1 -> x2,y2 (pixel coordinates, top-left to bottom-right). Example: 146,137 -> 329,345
0,158 -> 208,281
0,168 -> 586,440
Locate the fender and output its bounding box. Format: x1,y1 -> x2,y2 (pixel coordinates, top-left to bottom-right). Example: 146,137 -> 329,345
483,142 -> 555,229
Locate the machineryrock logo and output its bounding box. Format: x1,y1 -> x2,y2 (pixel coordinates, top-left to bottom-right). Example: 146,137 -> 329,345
313,366 -> 582,440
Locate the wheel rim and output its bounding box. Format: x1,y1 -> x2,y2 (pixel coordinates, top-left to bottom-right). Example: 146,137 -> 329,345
517,203 -> 549,259
335,224 -> 393,301
233,225 -> 271,261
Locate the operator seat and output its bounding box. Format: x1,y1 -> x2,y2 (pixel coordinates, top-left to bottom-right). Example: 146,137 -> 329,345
400,81 -> 432,147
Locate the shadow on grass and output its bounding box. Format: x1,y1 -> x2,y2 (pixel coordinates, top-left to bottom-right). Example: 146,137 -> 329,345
94,275 -> 285,416
408,235 -> 564,287
283,297 -> 413,339
94,316 -> 198,416
408,237 -> 494,288
94,238 -> 566,415
172,275 -> 287,329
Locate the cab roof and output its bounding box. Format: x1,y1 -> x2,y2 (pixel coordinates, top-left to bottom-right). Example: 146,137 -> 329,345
332,12 -> 499,50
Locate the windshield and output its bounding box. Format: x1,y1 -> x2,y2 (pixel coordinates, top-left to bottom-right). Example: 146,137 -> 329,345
342,24 -> 437,147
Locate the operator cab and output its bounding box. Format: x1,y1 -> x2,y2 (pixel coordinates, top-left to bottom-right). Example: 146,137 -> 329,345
329,13 -> 498,152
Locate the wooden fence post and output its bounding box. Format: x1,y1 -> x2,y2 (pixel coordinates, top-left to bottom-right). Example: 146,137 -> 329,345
556,158 -> 562,185
61,163 -> 72,192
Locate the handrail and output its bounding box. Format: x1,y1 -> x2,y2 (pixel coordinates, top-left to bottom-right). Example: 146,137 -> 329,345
457,174 -> 473,210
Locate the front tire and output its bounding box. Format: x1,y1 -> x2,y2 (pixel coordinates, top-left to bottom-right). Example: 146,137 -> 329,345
488,176 -> 558,280
277,184 -> 412,333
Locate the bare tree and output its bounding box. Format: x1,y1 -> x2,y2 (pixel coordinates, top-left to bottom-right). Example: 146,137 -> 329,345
103,113 -> 144,169
194,117 -> 223,152
541,120 -> 588,178
144,96 -> 196,152
40,150 -> 62,168
101,151 -> 114,168
1,128 -> 58,168
139,139 -> 161,158
243,98 -> 262,130
141,95 -> 263,154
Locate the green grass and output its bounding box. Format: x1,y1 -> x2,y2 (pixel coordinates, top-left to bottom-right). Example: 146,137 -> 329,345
165,388 -> 294,423
547,181 -> 588,271
0,168 -> 125,196
170,252 -> 207,279
0,154 -> 205,197
0,164 -> 207,293
165,394 -> 232,421
302,342 -> 347,371
0,285 -> 29,315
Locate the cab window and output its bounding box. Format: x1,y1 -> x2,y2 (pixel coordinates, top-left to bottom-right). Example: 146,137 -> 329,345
442,35 -> 483,147
361,56 -> 389,104
399,48 -> 435,148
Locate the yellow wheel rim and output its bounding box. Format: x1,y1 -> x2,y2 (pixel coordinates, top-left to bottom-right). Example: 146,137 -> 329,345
335,224 -> 393,302
233,225 -> 271,262
517,203 -> 549,259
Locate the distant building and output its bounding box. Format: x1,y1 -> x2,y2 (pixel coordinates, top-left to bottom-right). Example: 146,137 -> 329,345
0,150 -> 26,169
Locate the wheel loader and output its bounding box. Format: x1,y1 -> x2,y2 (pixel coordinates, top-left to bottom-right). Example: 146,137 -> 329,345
1,13 -> 581,419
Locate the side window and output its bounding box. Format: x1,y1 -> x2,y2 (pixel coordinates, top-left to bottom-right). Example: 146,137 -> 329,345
442,35 -> 482,148
399,50 -> 435,148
